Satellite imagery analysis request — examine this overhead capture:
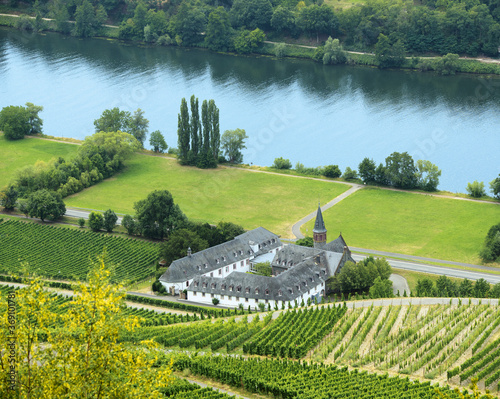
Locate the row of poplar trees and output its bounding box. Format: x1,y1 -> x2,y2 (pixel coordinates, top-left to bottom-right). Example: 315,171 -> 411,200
177,95 -> 220,168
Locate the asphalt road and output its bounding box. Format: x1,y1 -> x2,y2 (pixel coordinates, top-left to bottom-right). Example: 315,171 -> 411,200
351,254 -> 500,285
65,208 -> 123,225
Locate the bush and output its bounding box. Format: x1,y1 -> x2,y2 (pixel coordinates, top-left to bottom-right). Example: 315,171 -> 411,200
466,181 -> 486,198
157,34 -> 173,46
323,165 -> 341,178
212,298 -> 220,306
275,42 -> 286,58
88,211 -> 104,232
78,218 -> 85,228
342,167 -> 358,180
272,157 -> 292,169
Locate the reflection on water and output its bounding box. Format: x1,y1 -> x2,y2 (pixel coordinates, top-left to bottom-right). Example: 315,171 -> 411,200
0,27 -> 499,192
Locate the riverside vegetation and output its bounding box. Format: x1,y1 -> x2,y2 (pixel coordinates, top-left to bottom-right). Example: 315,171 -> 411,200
1,0 -> 500,75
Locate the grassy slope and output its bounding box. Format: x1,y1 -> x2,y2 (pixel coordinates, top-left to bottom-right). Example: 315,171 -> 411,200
0,135 -> 79,188
64,153 -> 349,237
302,187 -> 500,264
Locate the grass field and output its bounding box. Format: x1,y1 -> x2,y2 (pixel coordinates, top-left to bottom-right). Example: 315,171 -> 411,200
64,153 -> 349,237
302,187 -> 500,264
0,135 -> 79,188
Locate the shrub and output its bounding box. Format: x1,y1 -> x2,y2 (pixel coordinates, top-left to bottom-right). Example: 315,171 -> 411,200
272,157 -> 292,169
88,211 -> 104,232
275,42 -> 286,58
342,166 -> 358,180
78,218 -> 85,228
212,298 -> 220,306
323,165 -> 341,178
466,181 -> 486,198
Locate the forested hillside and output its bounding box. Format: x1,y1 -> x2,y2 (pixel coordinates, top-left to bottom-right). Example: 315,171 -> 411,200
6,0 -> 500,57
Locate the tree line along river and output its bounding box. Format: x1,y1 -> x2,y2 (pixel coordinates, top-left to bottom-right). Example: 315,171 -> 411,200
0,26 -> 499,193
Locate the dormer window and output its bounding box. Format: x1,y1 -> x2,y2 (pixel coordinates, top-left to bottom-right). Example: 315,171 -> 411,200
282,261 -> 286,266
316,272 -> 320,278
288,288 -> 293,294
272,238 -> 275,243
222,256 -> 226,261
236,286 -> 242,292
221,284 -> 226,290
255,288 -> 259,295
309,277 -> 313,282
229,285 -> 233,292
322,269 -> 327,275
245,287 -> 250,294
296,285 -> 300,291
197,265 -> 201,270
239,250 -> 243,255
211,283 -> 216,289
194,281 -> 199,287
202,282 -> 207,288
265,289 -> 269,295
216,258 -> 220,264
204,263 -> 208,268
303,281 -> 307,287
234,252 -> 237,257
278,290 -> 282,296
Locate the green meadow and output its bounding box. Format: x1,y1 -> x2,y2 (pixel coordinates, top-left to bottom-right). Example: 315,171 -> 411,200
0,135 -> 79,188
64,153 -> 349,237
303,187 -> 500,264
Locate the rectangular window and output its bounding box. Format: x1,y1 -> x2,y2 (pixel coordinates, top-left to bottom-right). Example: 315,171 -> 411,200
245,297 -> 249,302
228,296 -> 232,300
226,266 -> 229,272
265,299 -> 269,304
202,293 -> 205,297
233,264 -> 236,270
210,272 -> 213,277
221,295 -> 224,300
211,294 -> 214,298
240,261 -> 244,267
193,292 -> 197,296
218,269 -> 222,275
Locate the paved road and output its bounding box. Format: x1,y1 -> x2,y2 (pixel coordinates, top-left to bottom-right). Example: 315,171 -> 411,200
65,207 -> 123,225
352,254 -> 500,285
389,274 -> 411,296
291,183 -> 362,239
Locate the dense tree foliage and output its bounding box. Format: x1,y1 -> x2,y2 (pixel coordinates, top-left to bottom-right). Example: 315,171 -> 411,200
415,276 -> 498,298
480,222 -> 500,262
26,189 -> 66,221
103,209 -> 118,232
0,186 -> 18,210
0,103 -> 43,140
329,256 -> 392,294
0,255 -> 172,398
221,128 -> 248,164
253,261 -> 272,276
272,157 -> 292,169
134,190 -> 187,240
149,130 -> 168,153
466,180 -> 486,197
88,210 -> 104,231
94,107 -> 149,146
159,228 -> 209,265
490,174 -> 500,199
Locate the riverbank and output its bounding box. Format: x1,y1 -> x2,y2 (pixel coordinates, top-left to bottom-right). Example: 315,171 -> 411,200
1,12 -> 500,76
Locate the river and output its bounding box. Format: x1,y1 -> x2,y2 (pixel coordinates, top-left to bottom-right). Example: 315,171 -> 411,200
0,27 -> 499,192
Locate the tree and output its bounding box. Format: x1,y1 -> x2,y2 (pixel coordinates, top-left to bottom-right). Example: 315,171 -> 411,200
26,189 -> 66,222
230,0 -> 273,30
128,108 -> 149,147
416,159 -> 441,191
177,98 -> 191,164
0,186 -> 18,210
190,95 -> 200,161
369,276 -> 393,298
272,157 -> 292,169
25,102 -> 43,134
103,209 -> 118,232
385,152 -> 418,189
88,211 -> 104,231
159,228 -> 208,265
216,221 -> 245,243
297,4 -> 337,42
221,129 -> 248,164
0,254 -> 172,398
375,34 -> 406,68
212,297 -> 220,305
296,237 -> 314,247
322,37 -> 347,65
434,53 -> 460,75
78,217 -> 85,228
374,163 -> 388,185
479,223 -> 500,263
466,181 -> 486,198
435,275 -> 457,297
81,131 -> 140,162
271,6 -> 295,34
416,278 -> 436,297
253,261 -> 272,276
491,283 -> 500,298
234,29 -> 266,54
459,278 -> 474,297
210,100 -> 220,162
0,105 -> 30,140
206,7 -> 232,51
134,190 -> 187,240
74,0 -> 106,38
490,174 -> 500,199
171,0 -> 206,46
358,158 -> 376,183
342,166 -> 358,180
474,278 -> 490,298
94,107 -> 131,133
323,165 -> 341,178
149,130 -> 168,153
122,214 -> 137,235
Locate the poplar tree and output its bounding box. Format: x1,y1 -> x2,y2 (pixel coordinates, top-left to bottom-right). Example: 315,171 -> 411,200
210,100 -> 220,161
201,99 -> 210,154
190,95 -> 200,162
177,98 -> 190,164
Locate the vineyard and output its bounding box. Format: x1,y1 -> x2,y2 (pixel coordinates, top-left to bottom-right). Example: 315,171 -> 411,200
168,354 -> 471,399
310,302 -> 500,392
162,378 -> 235,399
0,219 -> 159,283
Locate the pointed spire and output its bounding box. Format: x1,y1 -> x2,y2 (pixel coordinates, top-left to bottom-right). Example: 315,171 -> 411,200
313,203 -> 327,233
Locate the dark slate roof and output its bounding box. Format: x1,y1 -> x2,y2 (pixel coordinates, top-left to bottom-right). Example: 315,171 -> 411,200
187,258 -> 329,302
159,227 -> 281,283
271,245 -> 322,270
313,205 -> 327,233
324,234 -> 348,254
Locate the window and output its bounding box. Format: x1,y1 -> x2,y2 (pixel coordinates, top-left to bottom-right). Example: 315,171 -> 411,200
278,290 -> 282,297
255,288 -> 259,295
226,266 -> 229,272
233,252 -> 237,257
236,286 -> 242,293
221,284 -> 226,290
239,250 -> 243,255
197,265 -> 201,270
211,283 -> 216,289
229,286 -> 233,292
202,293 -> 205,297
204,263 -> 208,268
233,264 -> 236,270
193,291 -> 197,296
221,295 -> 224,300
210,272 -> 213,277
194,282 -> 199,288
216,258 -> 220,264
218,269 -> 222,275
296,285 -> 300,291
222,256 -> 226,261
310,277 -> 313,283
240,261 -> 244,267
228,296 -> 232,300
211,294 -> 214,298
186,281 -> 189,287
245,297 -> 249,302
265,299 -> 269,304
245,287 -> 250,294
202,282 -> 207,288
265,289 -> 269,295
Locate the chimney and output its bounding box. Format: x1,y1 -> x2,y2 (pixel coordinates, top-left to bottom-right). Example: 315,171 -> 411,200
187,247 -> 192,257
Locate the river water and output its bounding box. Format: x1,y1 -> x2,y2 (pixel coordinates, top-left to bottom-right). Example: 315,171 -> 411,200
0,27 -> 499,192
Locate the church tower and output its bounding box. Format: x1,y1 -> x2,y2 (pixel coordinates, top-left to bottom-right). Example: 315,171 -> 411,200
313,204 -> 327,249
